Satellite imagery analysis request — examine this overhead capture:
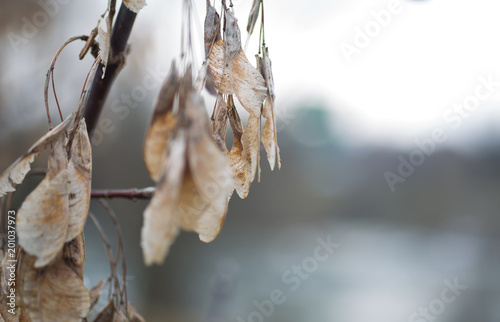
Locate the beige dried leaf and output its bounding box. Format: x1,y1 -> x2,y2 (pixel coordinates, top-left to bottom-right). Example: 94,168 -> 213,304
258,48 -> 281,170
227,97 -> 251,198
66,120 -> 92,242
141,131 -> 186,266
241,113 -> 260,184
143,62 -> 179,181
208,38 -> 234,95
123,0 -> 147,13
185,93 -> 233,241
20,254 -> 90,322
93,300 -> 127,322
210,93 -> 229,151
232,51 -> 267,117
0,113 -> 74,197
17,140 -> 69,268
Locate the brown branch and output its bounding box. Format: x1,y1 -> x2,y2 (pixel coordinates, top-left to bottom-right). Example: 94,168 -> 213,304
83,3 -> 138,137
91,187 -> 155,200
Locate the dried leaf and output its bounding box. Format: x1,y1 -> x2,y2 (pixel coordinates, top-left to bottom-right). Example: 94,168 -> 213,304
66,120 -> 92,242
123,0 -> 147,13
208,38 -> 234,95
227,96 -> 251,198
258,48 -> 281,170
141,131 -> 186,266
185,93 -> 233,241
17,140 -> 69,268
204,0 -> 221,56
0,113 -> 74,197
241,113 -> 260,183
20,254 -> 90,322
143,62 -> 179,181
246,0 -> 261,35
232,51 -> 267,117
224,8 -> 242,61
210,93 -> 229,151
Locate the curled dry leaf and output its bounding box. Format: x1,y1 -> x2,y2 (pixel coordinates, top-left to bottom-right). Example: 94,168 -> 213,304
143,62 -> 179,181
224,8 -> 242,61
17,140 -> 69,268
0,113 -> 75,197
123,0 -> 147,13
20,254 -> 90,322
241,113 -> 260,183
142,131 -> 186,266
184,93 -> 233,242
66,120 -> 92,242
227,96 -> 251,198
208,39 -> 234,95
210,93 -> 229,151
232,51 -> 267,117
204,0 -> 221,57
258,47 -> 281,170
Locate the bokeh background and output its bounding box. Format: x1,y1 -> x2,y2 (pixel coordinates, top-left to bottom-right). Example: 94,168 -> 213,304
1,0 -> 500,321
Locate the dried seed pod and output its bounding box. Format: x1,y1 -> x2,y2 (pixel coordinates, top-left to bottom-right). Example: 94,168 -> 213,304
210,93 -> 229,151
19,254 -> 90,322
66,120 -> 92,242
246,0 -> 261,35
17,140 -> 69,268
143,62 -> 179,181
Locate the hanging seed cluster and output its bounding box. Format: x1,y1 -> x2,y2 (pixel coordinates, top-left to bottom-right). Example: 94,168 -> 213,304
141,0 -> 280,265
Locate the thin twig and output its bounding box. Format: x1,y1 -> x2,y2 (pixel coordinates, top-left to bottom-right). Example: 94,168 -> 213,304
91,187 -> 155,200
44,36 -> 89,129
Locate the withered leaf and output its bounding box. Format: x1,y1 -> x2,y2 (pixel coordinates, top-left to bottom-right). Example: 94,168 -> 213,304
224,8 -> 242,61
241,113 -> 260,184
17,140 -> 69,268
20,254 -> 90,322
204,0 -> 221,57
232,51 -> 267,118
185,93 -> 233,241
66,120 -> 92,242
210,93 -> 229,151
141,131 -> 186,266
227,96 -> 251,198
143,62 -> 179,181
123,0 -> 147,13
208,38 -> 234,95
0,113 -> 75,197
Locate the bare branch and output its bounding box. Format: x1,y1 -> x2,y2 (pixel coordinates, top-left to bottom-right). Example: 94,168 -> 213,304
91,187 -> 155,200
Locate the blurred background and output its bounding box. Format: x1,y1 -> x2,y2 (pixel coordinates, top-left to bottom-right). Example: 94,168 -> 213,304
1,0 -> 500,321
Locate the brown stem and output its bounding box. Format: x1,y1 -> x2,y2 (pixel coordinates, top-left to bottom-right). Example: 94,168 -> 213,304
91,187 -> 155,200
83,3 -> 138,137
